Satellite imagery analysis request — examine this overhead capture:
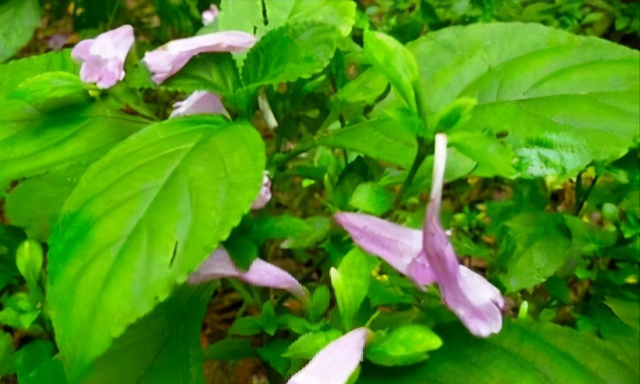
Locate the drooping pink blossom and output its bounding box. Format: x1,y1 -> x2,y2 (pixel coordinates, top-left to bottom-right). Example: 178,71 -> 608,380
169,91 -> 228,118
334,134 -> 504,337
287,328 -> 370,384
188,247 -> 307,302
202,5 -> 219,26
251,172 -> 272,210
143,31 -> 256,84
71,25 -> 135,89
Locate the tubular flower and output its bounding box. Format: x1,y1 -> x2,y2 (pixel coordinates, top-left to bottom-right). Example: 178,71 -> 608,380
202,5 -> 219,26
287,328 -> 370,384
334,134 -> 504,337
71,25 -> 135,89
187,247 -> 307,302
143,31 -> 256,84
251,172 -> 272,210
169,91 -> 228,118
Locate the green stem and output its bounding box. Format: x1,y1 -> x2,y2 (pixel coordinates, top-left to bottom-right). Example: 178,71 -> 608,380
400,138 -> 429,200
271,140 -> 317,168
575,173 -> 599,215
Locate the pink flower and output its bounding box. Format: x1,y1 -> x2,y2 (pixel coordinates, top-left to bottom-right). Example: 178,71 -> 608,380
169,91 -> 228,118
202,5 -> 219,26
71,25 -> 135,89
188,247 -> 307,302
287,328 -> 370,384
334,134 -> 504,337
143,31 -> 256,84
47,34 -> 69,51
251,172 -> 272,210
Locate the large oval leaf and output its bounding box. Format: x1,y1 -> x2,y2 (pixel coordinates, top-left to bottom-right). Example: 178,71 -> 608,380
0,49 -> 78,99
46,116 -> 265,380
0,71 -> 149,190
408,22 -> 639,178
83,285 -> 214,384
358,319 -> 639,384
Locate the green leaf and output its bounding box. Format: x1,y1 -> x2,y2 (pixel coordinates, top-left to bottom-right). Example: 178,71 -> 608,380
364,30 -> 422,114
0,0 -> 40,62
14,340 -> 55,381
319,116 -> 418,168
19,357 -> 67,384
161,53 -> 241,95
448,128 -> 516,177
0,292 -> 41,331
4,164 -> 86,241
256,339 -> 290,375
16,239 -> 43,300
229,317 -> 263,337
407,23 -> 640,178
308,285 -> 331,322
0,330 -> 15,376
242,22 -> 341,87
604,297 -> 640,331
82,284 -> 213,384
8,72 -> 89,112
365,324 -> 442,367
217,0 -> 266,37
205,339 -> 256,361
280,216 -> 331,249
357,319 -> 639,384
0,225 -> 26,290
0,97 -> 147,189
499,212 -> 572,292
252,214 -> 314,243
0,49 -> 79,99
349,182 -> 395,216
46,116 -> 265,380
330,248 -> 371,330
283,330 -> 343,359
287,0 -> 357,37
333,68 -> 388,105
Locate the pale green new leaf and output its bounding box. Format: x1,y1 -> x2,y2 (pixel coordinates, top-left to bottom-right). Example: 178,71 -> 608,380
46,116 -> 265,380
331,248 -> 371,330
0,0 -> 40,62
364,30 -> 421,114
284,330 -> 343,359
365,325 -> 442,367
407,23 -> 640,178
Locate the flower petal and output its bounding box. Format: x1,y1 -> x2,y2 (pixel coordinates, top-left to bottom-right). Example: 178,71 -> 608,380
287,328 -> 370,384
143,31 -> 256,84
202,5 -> 219,26
188,247 -> 307,302
334,212 -> 434,286
422,133 -> 503,337
251,172 -> 272,210
71,25 -> 134,89
258,90 -> 278,130
169,91 -> 228,118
